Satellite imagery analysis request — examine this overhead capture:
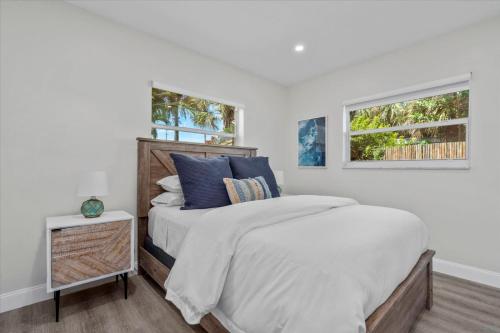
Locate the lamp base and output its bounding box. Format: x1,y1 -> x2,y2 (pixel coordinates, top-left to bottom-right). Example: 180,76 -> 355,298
81,197 -> 104,218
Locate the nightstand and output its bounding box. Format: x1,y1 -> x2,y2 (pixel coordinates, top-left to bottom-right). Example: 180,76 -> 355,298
46,211 -> 134,321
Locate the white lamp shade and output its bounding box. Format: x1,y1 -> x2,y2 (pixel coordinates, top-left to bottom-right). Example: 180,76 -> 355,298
273,170 -> 285,186
77,171 -> 109,197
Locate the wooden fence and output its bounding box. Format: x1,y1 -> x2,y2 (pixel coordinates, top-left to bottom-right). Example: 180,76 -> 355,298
384,142 -> 466,160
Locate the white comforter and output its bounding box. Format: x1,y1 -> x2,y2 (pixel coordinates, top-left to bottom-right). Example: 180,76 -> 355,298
165,195 -> 428,333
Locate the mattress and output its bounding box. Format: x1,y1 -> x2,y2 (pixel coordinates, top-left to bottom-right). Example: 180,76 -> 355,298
148,205 -> 213,258
144,236 -> 176,269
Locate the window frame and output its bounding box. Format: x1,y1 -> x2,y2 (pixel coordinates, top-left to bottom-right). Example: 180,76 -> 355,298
149,81 -> 245,145
342,74 -> 471,169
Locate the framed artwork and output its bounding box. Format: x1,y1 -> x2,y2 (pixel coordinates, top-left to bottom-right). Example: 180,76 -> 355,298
298,116 -> 327,168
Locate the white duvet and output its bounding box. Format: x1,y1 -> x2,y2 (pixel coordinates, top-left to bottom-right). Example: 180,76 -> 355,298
165,195 -> 428,333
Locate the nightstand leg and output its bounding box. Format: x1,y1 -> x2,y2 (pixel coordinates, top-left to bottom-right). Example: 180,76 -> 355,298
54,290 -> 60,322
116,275 -> 119,283
123,272 -> 128,299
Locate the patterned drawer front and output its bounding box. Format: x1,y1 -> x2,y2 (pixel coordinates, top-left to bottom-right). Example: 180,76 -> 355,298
51,220 -> 131,288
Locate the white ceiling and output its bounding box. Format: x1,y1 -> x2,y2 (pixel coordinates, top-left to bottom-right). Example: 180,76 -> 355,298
68,1 -> 500,86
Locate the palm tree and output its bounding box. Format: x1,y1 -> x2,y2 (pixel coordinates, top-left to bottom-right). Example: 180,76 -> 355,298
152,88 -> 236,143
152,89 -> 182,139
219,105 -> 235,133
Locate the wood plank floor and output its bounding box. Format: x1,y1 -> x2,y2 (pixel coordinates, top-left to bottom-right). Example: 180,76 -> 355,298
411,273 -> 500,333
1,273 -> 499,333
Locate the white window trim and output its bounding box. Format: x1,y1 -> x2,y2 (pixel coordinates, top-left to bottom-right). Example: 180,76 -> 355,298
150,81 -> 244,144
342,73 -> 471,170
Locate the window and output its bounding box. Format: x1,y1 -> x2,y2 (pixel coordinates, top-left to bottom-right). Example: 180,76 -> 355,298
343,74 -> 470,169
151,82 -> 242,146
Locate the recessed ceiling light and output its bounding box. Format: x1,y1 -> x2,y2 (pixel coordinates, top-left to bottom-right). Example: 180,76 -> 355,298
294,44 -> 305,53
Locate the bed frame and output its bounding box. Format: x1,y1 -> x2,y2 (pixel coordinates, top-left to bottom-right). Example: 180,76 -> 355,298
136,137 -> 435,333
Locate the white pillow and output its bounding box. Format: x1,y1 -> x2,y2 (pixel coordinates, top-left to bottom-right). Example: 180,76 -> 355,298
157,175 -> 182,193
151,191 -> 185,207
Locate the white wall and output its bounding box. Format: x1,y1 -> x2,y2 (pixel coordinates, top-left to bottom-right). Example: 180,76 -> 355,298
0,1 -> 287,294
2,0 -> 499,302
285,17 -> 500,273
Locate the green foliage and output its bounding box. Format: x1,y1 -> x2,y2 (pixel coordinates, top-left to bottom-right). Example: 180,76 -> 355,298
351,90 -> 469,131
350,115 -> 399,160
350,90 -> 469,160
205,136 -> 234,146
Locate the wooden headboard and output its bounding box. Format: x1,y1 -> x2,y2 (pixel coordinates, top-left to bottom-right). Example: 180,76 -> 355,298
136,138 -> 257,245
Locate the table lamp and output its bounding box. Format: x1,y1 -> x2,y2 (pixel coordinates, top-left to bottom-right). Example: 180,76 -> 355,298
77,171 -> 109,218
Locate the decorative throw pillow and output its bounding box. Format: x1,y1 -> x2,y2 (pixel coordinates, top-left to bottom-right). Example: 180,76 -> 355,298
228,156 -> 280,198
151,191 -> 184,207
170,153 -> 233,209
223,176 -> 272,204
156,175 -> 182,193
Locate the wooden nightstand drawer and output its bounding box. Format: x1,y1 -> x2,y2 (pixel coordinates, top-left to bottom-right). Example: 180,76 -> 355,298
47,214 -> 133,290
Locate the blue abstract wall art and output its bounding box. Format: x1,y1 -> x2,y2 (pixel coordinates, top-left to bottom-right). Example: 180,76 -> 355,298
298,116 -> 326,167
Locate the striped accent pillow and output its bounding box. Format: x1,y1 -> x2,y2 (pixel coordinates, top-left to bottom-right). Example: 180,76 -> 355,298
223,176 -> 272,204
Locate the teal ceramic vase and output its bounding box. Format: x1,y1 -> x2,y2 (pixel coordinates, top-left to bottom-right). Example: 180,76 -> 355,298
81,196 -> 104,218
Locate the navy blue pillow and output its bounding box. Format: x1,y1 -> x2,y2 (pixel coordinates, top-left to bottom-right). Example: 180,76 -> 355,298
228,156 -> 280,198
170,153 -> 233,209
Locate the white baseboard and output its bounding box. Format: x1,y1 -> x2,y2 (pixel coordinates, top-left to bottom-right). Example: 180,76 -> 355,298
2,260 -> 499,314
0,284 -> 50,314
433,258 -> 500,289
0,271 -> 137,314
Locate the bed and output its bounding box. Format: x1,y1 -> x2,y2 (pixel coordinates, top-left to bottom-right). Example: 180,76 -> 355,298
148,205 -> 212,259
136,138 -> 435,333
